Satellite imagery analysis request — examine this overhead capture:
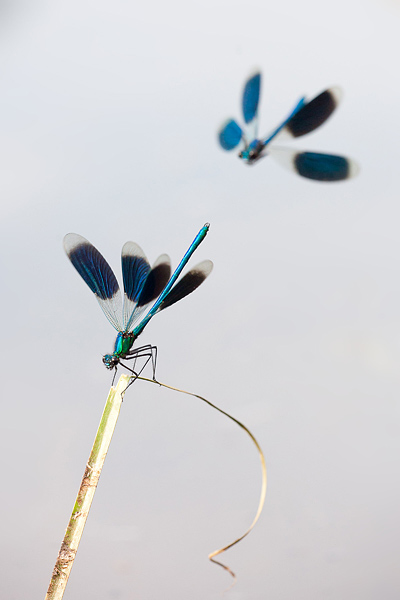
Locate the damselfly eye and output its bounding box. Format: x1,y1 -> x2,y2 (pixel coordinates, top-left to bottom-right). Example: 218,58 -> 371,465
103,354 -> 118,369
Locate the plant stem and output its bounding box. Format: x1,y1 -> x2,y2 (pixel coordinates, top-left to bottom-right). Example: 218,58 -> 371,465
44,373 -> 130,600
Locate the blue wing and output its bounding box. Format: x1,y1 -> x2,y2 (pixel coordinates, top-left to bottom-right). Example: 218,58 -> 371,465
64,233 -> 123,331
121,242 -> 150,303
158,260 -> 213,312
272,87 -> 342,143
121,242 -> 150,331
242,72 -> 261,124
269,147 -> 359,181
218,119 -> 243,150
121,242 -> 171,332
136,254 -> 172,307
294,151 -> 358,181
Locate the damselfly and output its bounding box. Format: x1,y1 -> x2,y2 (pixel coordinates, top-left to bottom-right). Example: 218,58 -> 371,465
218,72 -> 358,181
64,224 -> 213,379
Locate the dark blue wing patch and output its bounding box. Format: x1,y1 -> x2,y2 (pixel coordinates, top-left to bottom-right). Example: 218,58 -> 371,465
122,244 -> 150,302
242,72 -> 261,124
159,260 -> 213,311
67,239 -> 119,300
294,152 -> 350,181
218,119 -> 243,150
138,260 -> 171,307
285,88 -> 339,138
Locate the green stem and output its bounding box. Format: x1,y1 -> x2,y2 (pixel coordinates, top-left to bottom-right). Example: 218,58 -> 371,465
44,374 -> 130,600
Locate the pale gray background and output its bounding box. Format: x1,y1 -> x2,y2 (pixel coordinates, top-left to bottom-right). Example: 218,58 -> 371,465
0,0 -> 399,598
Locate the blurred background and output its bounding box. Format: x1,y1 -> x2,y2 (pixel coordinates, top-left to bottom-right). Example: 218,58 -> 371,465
0,0 -> 399,598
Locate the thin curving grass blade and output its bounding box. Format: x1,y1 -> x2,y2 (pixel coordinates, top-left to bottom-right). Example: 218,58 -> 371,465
138,376 -> 267,582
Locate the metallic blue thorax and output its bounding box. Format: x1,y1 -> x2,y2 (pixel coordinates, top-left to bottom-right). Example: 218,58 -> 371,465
103,331 -> 136,369
113,331 -> 135,358
239,140 -> 265,164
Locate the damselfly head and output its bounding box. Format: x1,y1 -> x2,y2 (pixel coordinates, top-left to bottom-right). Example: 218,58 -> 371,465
103,354 -> 119,370
239,140 -> 264,164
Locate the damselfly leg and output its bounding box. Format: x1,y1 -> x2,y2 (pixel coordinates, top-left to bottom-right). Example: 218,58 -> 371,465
120,344 -> 158,390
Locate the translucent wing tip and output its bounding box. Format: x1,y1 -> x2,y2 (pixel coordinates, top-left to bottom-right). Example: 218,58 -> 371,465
153,252 -> 171,266
327,86 -> 343,107
63,232 -> 89,256
121,241 -> 146,259
347,158 -> 360,178
193,259 -> 213,277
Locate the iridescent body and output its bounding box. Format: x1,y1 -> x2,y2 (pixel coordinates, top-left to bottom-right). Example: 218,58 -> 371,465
103,332 -> 136,369
239,139 -> 265,164
218,72 -> 359,181
64,224 -> 213,374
